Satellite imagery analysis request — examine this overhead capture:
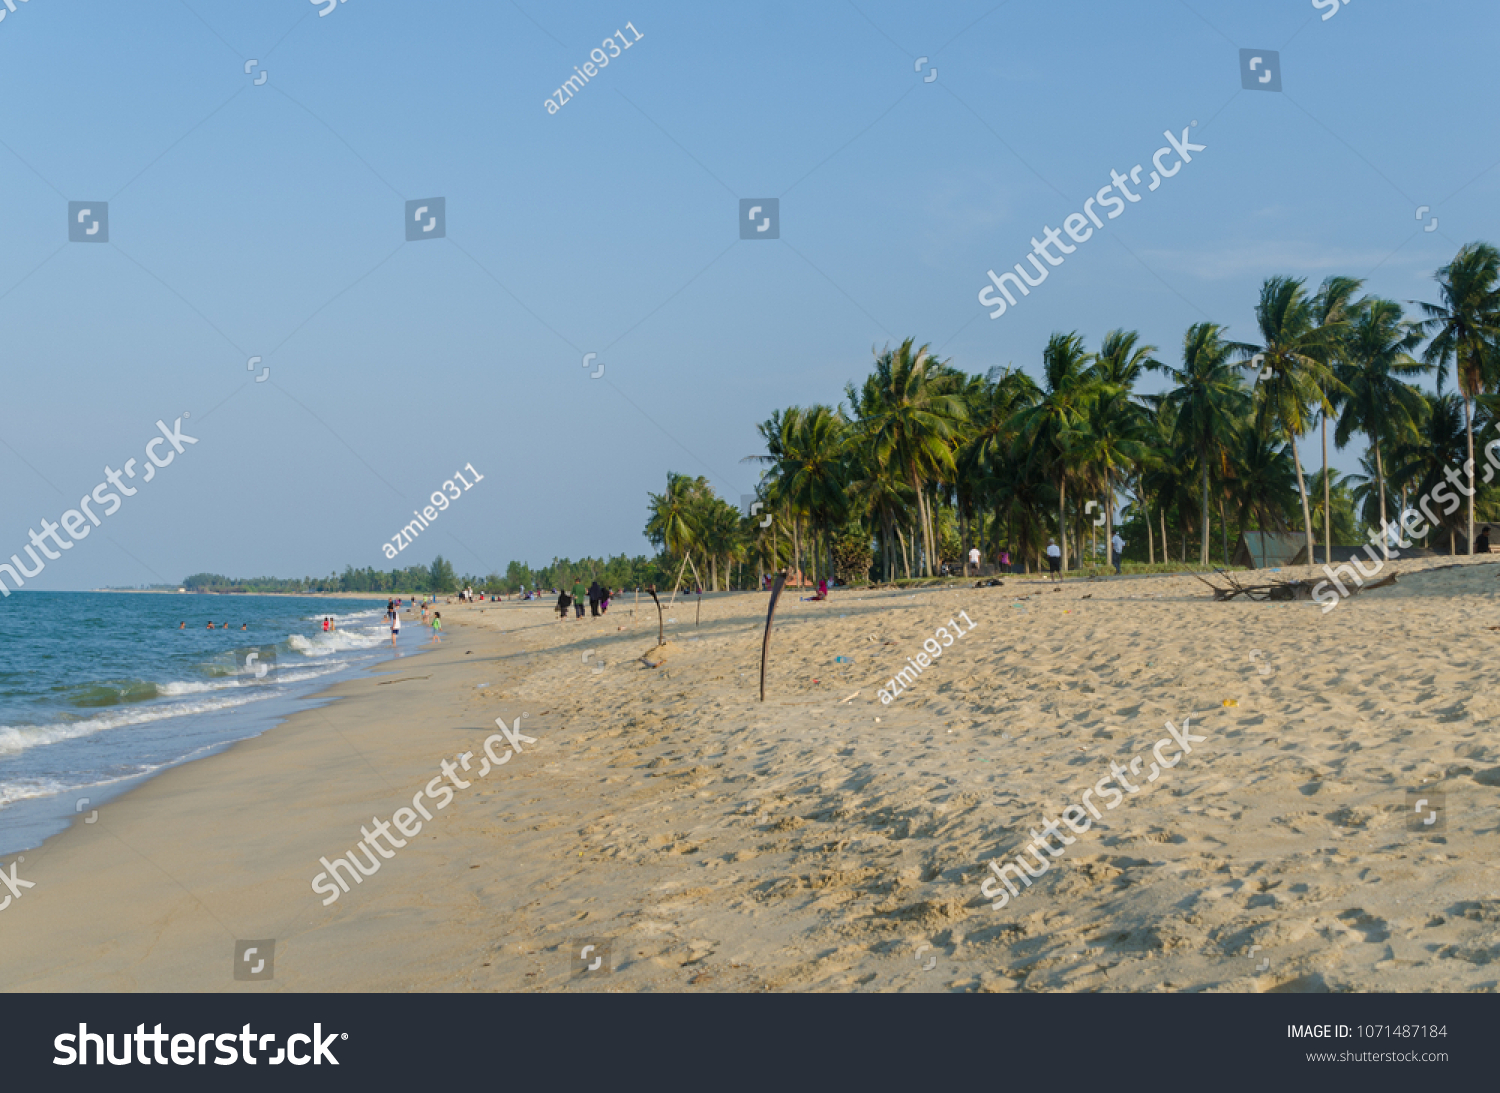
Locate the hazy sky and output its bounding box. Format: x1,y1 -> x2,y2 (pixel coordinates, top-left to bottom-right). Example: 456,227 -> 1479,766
0,0 -> 1494,589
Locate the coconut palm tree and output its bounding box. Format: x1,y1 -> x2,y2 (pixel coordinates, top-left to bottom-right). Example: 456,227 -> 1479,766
844,339 -> 968,577
1388,394 -> 1470,552
1159,323 -> 1252,564
645,471 -> 709,598
1413,242 -> 1500,554
1011,332 -> 1097,572
1228,427 -> 1300,567
1243,276 -> 1342,566
1311,276 -> 1361,561
777,404 -> 850,583
955,366 -> 1039,572
1084,328 -> 1158,564
1331,297 -> 1429,557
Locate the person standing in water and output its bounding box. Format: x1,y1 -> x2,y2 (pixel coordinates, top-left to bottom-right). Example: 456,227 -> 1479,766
390,610 -> 401,646
431,612 -> 442,643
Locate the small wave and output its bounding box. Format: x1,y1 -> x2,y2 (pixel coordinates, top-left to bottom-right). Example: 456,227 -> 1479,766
0,750 -> 219,812
0,777 -> 70,808
302,609 -> 385,624
68,679 -> 163,708
0,693 -> 265,758
287,628 -> 385,657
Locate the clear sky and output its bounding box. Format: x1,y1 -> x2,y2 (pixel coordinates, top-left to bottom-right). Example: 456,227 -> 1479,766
1,0 -> 1495,588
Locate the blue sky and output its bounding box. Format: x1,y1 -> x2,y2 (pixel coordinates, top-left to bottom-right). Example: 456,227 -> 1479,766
0,0 -> 1495,588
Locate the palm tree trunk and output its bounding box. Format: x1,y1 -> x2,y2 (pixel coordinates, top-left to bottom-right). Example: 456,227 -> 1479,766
909,467 -> 932,577
1219,496 -> 1229,563
1159,507 -> 1167,568
1290,435 -> 1315,568
1199,460 -> 1210,565
1146,500 -> 1155,564
1375,439 -> 1389,560
1463,395 -> 1476,554
792,517 -> 802,586
1104,472 -> 1114,574
960,506 -> 970,576
1058,475 -> 1068,572
1321,411 -> 1332,566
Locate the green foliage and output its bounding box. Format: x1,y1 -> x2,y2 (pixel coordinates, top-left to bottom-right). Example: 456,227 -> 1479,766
830,521 -> 874,584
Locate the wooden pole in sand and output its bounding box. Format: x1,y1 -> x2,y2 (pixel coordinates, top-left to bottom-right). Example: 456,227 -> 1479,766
647,586 -> 664,646
759,571 -> 787,702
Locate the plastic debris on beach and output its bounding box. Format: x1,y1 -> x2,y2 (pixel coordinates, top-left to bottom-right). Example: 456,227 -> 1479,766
1223,699 -> 1239,707
834,656 -> 851,663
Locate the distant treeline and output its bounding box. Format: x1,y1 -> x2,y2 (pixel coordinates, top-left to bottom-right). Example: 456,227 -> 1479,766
182,552 -> 674,595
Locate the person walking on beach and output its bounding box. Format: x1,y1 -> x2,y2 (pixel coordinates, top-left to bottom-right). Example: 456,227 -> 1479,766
431,612 -> 442,643
572,577 -> 587,619
1046,538 -> 1062,581
390,610 -> 401,646
1111,531 -> 1125,575
556,588 -> 572,620
587,580 -> 602,618
999,549 -> 1011,574
968,545 -> 981,574
600,585 -> 611,614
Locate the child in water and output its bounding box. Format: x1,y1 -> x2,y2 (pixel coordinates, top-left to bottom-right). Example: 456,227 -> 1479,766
431,612 -> 442,643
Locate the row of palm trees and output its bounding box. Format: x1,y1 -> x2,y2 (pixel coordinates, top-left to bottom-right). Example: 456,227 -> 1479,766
643,242 -> 1500,589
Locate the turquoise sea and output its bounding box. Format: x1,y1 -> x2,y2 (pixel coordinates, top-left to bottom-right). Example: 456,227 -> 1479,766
0,591 -> 416,855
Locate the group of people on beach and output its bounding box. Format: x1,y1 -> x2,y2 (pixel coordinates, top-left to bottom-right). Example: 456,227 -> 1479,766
556,579 -> 611,620
385,598 -> 440,646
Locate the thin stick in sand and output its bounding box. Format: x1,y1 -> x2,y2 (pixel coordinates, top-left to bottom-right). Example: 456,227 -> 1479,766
760,571 -> 787,703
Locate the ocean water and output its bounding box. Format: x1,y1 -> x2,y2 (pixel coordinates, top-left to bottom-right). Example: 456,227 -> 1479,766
0,591 -> 420,855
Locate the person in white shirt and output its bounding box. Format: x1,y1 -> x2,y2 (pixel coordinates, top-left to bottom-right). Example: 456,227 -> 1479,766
1046,538 -> 1062,581
968,546 -> 981,573
1111,532 -> 1125,575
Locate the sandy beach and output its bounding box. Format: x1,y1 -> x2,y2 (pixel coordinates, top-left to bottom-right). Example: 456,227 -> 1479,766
4,557 -> 1500,993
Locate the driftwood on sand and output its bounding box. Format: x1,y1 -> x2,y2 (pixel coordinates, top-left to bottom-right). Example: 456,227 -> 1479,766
1195,571 -> 1397,602
760,571 -> 787,702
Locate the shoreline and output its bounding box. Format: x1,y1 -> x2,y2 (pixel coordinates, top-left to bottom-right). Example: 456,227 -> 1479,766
6,559 -> 1500,992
